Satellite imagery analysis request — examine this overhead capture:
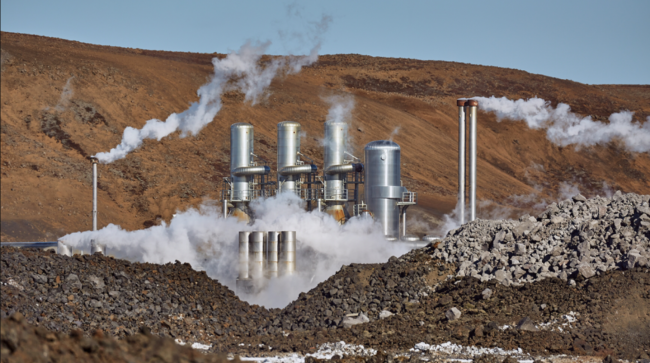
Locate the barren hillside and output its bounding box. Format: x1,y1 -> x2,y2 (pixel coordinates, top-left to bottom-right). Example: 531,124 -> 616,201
1,31 -> 649,241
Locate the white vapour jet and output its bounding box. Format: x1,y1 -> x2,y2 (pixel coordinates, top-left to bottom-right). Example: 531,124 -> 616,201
473,96 -> 650,153
94,39 -> 322,164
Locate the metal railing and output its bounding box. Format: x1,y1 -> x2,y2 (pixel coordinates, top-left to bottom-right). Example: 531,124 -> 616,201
399,192 -> 417,204
323,188 -> 348,201
275,188 -> 301,198
221,189 -> 268,202
302,188 -> 321,201
353,203 -> 368,216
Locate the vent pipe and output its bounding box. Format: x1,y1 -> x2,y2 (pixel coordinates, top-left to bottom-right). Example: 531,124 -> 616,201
468,100 -> 478,221
456,100 -> 466,225
457,99 -> 478,223
92,157 -> 98,231
89,157 -> 105,255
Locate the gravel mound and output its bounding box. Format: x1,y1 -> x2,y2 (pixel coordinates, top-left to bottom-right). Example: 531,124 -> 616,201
229,253 -> 649,361
1,248 -> 270,347
263,256 -> 455,332
435,191 -> 650,284
1,312 -> 232,363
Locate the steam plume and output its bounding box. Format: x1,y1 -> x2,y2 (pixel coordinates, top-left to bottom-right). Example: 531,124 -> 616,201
473,96 -> 650,153
59,193 -> 408,308
45,77 -> 74,112
388,126 -> 401,142
95,17 -> 330,164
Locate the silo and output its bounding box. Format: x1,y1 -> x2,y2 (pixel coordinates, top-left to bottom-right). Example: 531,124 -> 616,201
364,140 -> 404,238
229,123 -> 269,221
323,121 -> 363,223
277,121 -> 316,195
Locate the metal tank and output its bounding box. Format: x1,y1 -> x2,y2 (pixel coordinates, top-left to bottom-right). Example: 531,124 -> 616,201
277,121 -> 316,195
249,232 -> 265,280
229,123 -> 270,221
238,231 -> 251,280
278,231 -> 296,276
364,140 -> 404,238
267,232 -> 279,278
323,121 -> 363,223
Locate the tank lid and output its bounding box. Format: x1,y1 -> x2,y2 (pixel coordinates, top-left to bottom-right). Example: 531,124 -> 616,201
365,140 -> 400,151
278,121 -> 301,128
231,122 -> 253,129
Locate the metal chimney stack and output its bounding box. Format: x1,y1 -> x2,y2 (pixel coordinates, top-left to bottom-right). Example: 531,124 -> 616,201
92,157 -> 98,231
457,99 -> 478,223
456,100 -> 466,225
89,157 -> 105,255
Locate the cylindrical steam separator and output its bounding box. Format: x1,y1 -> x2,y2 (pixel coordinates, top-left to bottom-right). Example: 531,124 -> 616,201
238,231 -> 251,279
267,231 -> 279,278
278,231 -> 296,276
249,232 -> 265,280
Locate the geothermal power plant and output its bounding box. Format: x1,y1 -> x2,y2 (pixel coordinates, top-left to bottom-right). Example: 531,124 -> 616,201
34,100 -> 483,292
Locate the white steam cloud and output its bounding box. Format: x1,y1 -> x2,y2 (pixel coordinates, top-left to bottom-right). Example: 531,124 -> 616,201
474,96 -> 650,153
60,193 -> 409,308
321,94 -> 356,154
95,16 -> 331,164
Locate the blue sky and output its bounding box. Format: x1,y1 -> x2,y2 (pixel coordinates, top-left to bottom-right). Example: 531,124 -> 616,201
2,0 -> 648,85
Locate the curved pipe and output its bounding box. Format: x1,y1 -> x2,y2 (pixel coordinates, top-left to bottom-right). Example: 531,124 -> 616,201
325,163 -> 363,175
279,164 -> 317,176
232,165 -> 270,177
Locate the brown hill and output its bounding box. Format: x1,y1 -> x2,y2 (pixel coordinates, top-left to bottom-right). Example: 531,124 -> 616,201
1,31 -> 649,241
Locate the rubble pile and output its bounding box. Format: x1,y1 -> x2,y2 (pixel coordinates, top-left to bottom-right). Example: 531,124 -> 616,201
435,191 -> 650,284
1,248 -> 272,346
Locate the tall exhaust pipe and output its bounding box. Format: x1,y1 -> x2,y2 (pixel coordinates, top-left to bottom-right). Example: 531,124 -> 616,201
92,157 -> 98,231
89,157 -> 105,255
468,99 -> 478,221
457,100 -> 466,225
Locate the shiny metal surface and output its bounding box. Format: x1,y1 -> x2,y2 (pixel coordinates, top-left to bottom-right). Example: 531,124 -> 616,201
277,121 -> 302,194
468,104 -> 478,221
92,158 -> 98,231
267,232 -> 279,278
249,232 -> 265,280
279,164 -> 316,175
364,140 -> 404,237
231,123 -> 255,202
238,231 -> 250,279
278,231 -> 296,276
457,104 -> 466,225
323,121 -> 348,201
222,200 -> 228,218
232,165 -> 270,176
401,207 -> 408,238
